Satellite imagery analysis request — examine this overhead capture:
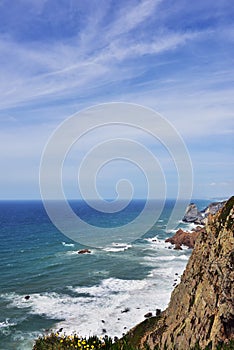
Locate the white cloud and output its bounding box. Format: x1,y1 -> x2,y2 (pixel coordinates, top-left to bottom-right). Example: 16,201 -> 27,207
0,0 -> 205,111
106,0 -> 162,38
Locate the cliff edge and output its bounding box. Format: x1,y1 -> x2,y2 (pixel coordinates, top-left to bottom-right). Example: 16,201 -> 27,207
127,196 -> 234,350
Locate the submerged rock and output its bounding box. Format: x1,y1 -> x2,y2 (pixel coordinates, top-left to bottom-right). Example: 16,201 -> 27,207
77,249 -> 91,254
121,308 -> 130,313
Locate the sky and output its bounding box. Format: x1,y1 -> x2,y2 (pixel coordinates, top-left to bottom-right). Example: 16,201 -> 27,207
0,0 -> 233,200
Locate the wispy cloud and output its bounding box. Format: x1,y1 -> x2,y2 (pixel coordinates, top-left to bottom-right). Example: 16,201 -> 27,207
0,0 -> 209,110
106,0 -> 162,38
0,30 -> 204,110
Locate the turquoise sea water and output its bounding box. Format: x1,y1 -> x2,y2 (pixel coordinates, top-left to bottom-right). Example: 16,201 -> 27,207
0,199 -> 210,350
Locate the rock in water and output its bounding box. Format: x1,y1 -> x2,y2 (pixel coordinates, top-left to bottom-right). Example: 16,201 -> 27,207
77,249 -> 91,254
183,200 -> 227,225
127,196 -> 234,350
182,203 -> 204,224
156,309 -> 161,316
165,226 -> 205,249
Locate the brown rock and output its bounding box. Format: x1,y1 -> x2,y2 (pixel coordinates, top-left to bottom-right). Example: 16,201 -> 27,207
165,227 -> 203,249
144,312 -> 153,318
78,249 -> 91,254
174,243 -> 182,250
127,196 -> 234,350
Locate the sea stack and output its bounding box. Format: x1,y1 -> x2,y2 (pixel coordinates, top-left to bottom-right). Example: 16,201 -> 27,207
182,203 -> 204,224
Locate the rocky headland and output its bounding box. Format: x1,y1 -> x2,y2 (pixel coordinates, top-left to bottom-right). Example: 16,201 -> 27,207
126,196 -> 234,349
183,200 -> 227,225
165,226 -> 205,249
166,200 -> 227,250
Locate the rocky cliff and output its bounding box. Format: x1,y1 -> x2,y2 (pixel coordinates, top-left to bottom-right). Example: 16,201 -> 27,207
183,201 -> 227,225
127,196 -> 234,350
183,203 -> 205,224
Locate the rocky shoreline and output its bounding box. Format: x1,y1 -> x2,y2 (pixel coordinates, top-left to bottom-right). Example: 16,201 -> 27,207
127,196 -> 234,349
183,200 -> 227,225
165,226 -> 205,249
165,200 -> 227,250
33,197 -> 234,350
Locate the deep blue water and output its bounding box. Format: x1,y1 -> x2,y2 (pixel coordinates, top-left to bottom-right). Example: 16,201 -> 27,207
0,199 -> 210,350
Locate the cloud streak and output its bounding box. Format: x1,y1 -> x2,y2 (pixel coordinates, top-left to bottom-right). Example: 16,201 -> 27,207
0,0 -> 209,110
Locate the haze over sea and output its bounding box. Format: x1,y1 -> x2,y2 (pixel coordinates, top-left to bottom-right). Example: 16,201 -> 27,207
0,199 -> 213,350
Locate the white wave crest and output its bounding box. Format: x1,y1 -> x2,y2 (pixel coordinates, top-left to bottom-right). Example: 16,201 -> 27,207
103,243 -> 132,252
62,242 -> 75,247
0,319 -> 16,329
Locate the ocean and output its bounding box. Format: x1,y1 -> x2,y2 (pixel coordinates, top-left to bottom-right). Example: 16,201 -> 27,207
0,199 -> 211,350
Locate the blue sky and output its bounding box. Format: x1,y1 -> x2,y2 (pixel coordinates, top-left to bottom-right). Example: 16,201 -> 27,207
0,0 -> 233,200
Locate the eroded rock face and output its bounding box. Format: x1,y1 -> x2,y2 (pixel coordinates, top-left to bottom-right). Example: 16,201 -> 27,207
203,201 -> 227,216
183,201 -> 227,225
165,227 -> 205,249
128,196 -> 234,350
183,203 -> 204,224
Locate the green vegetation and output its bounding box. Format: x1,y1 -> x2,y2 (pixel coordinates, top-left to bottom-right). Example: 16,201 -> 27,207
33,333 -> 234,350
33,333 -> 136,350
125,316 -> 163,349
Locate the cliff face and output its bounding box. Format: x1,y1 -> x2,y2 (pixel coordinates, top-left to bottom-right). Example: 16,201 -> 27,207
128,196 -> 234,350
183,203 -> 205,224
182,200 -> 226,225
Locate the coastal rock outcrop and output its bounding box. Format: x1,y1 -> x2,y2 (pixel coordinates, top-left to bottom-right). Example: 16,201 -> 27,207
202,201 -> 227,216
182,200 -> 226,225
127,196 -> 234,350
182,203 -> 204,224
165,227 -> 205,249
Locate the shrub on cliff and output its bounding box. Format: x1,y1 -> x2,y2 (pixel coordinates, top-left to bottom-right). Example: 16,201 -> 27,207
33,334 -> 234,350
33,333 -> 136,350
